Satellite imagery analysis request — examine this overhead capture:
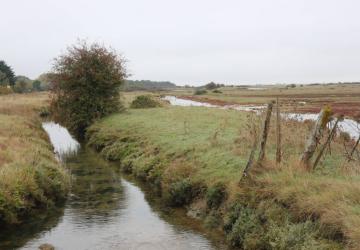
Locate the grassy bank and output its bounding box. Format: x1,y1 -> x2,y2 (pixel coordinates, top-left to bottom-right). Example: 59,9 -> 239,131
87,105 -> 359,249
0,93 -> 69,225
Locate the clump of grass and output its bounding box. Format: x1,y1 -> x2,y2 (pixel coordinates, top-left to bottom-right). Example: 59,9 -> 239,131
166,178 -> 194,206
194,89 -> 207,95
212,89 -> 222,94
223,200 -> 342,249
206,183 -> 226,209
225,205 -> 265,248
265,221 -> 341,250
130,95 -> 161,109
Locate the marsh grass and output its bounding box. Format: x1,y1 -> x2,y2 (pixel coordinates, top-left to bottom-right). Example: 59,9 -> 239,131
0,93 -> 69,225
87,105 -> 359,248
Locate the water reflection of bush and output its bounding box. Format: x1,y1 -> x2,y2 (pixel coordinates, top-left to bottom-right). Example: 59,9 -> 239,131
65,149 -> 126,225
0,206 -> 65,250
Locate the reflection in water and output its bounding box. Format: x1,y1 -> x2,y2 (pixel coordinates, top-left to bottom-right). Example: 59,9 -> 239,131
0,207 -> 65,249
42,122 -> 80,161
5,149 -> 219,250
0,122 -> 222,250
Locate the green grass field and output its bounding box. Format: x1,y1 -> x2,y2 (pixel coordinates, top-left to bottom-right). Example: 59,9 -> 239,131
1,90 -> 359,248
87,104 -> 359,249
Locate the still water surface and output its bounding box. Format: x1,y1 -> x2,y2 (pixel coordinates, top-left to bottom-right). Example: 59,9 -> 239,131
0,123 -> 223,250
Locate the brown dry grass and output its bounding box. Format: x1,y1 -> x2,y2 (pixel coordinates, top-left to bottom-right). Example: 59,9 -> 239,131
0,92 -> 49,117
255,164 -> 360,249
0,92 -> 69,224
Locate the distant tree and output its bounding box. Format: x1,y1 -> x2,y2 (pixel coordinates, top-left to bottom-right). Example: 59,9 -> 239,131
32,80 -> 42,91
13,76 -> 32,93
13,75 -> 32,93
0,61 -> 15,86
13,81 -> 30,93
287,84 -> 296,88
204,82 -> 224,90
123,80 -> 176,91
37,73 -> 52,91
205,82 -> 217,90
0,71 -> 10,86
15,75 -> 32,83
50,41 -> 127,138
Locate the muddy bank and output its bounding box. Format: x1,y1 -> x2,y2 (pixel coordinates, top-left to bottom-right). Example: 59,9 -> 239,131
178,95 -> 360,119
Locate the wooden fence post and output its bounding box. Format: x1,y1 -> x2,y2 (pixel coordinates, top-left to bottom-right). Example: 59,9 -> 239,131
241,127 -> 258,179
300,107 -> 332,169
313,115 -> 342,170
276,97 -> 281,164
258,101 -> 274,162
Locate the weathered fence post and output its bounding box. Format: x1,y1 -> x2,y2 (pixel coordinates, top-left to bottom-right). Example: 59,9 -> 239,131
300,107 -> 332,169
241,125 -> 259,179
276,97 -> 281,164
313,115 -> 343,170
258,101 -> 274,162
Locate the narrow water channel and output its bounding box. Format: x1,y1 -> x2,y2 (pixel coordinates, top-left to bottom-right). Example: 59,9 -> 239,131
0,123 -> 223,250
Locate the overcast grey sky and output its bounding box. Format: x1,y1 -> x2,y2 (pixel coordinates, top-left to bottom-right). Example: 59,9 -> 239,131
1,0 -> 360,85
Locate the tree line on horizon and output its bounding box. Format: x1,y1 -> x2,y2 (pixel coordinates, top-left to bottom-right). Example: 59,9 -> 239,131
123,79 -> 177,91
0,59 -> 180,94
0,60 -> 52,94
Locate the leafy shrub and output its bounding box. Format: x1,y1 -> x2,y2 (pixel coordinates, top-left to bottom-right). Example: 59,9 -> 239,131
167,178 -> 193,206
224,203 -> 244,233
206,183 -> 226,209
212,89 -> 222,93
130,95 -> 160,109
49,41 -> 127,138
265,221 -> 339,250
224,202 -> 340,249
194,89 -> 207,95
226,206 -> 264,248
